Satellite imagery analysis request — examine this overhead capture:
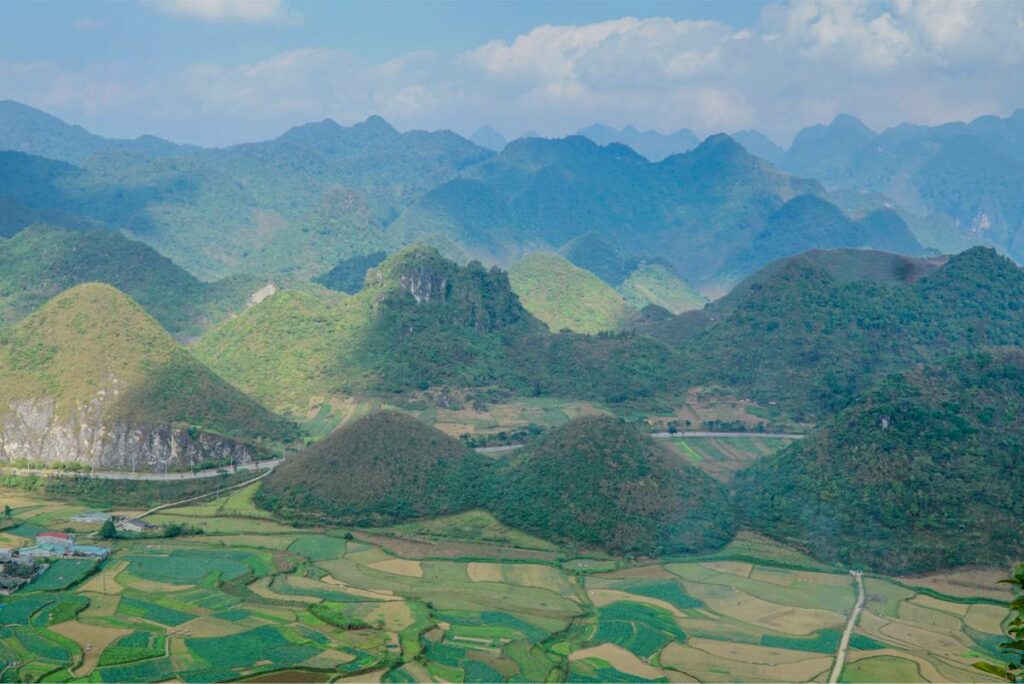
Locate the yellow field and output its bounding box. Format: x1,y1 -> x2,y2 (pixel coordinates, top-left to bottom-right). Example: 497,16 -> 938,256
661,638 -> 833,682
569,644 -> 667,680
367,558 -> 423,577
78,560 -> 128,595
466,562 -> 504,583
50,620 -> 131,676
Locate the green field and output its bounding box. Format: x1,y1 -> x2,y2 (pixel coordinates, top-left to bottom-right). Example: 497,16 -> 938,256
0,488 -> 1013,683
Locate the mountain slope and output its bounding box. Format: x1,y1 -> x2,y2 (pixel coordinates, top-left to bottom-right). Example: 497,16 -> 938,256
618,263 -> 707,314
390,133 -> 874,289
0,284 -> 298,470
735,350 -> 1024,573
256,410 -> 491,526
0,99 -> 190,164
0,225 -> 259,338
576,124 -> 700,161
508,253 -> 633,333
194,246 -> 677,413
676,246 -> 1024,419
782,109 -> 1024,261
494,416 -> 734,555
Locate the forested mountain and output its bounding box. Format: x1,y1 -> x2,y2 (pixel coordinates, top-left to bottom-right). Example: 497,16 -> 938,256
194,246 -> 676,414
494,416 -> 734,555
671,246 -> 1024,419
735,350 -> 1024,573
508,253 -> 633,333
391,133 -> 922,291
256,410 -> 491,526
0,99 -> 192,164
0,284 -> 298,470
0,104 -> 490,279
782,110 -> 1024,261
0,225 -> 260,338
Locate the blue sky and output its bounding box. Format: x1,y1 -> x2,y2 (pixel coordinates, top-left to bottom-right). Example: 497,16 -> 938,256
1,1 -> 1022,146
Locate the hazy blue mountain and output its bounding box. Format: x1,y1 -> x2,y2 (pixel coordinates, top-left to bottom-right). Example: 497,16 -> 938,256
0,99 -> 193,164
392,132 -> 916,289
576,123 -> 700,161
731,129 -> 785,165
0,105 -> 490,280
782,109 -> 1024,261
470,125 -> 508,151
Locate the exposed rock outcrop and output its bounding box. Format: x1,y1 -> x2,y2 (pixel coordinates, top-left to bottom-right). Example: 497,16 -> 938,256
0,398 -> 256,472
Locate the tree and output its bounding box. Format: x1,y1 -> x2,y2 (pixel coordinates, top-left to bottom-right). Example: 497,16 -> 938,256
99,519 -> 117,539
975,564 -> 1024,682
3,504 -> 11,518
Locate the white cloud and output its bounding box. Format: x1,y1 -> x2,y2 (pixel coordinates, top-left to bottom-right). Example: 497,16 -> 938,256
3,1 -> 1024,145
73,17 -> 107,30
144,0 -> 297,24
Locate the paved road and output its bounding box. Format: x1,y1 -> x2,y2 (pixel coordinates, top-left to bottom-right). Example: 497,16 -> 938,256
0,458 -> 284,481
650,431 -> 805,439
139,468 -> 277,519
829,570 -> 866,683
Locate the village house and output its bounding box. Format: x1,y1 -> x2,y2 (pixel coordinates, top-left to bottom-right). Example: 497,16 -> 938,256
71,511 -> 112,524
36,531 -> 75,546
116,518 -> 154,533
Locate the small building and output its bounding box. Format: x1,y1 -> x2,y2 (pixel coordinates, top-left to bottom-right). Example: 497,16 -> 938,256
71,545 -> 110,559
116,518 -> 154,533
36,532 -> 75,546
71,511 -> 112,524
17,543 -> 68,559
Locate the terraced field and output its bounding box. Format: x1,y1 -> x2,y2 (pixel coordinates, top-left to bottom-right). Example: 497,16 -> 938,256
0,486 -> 1014,683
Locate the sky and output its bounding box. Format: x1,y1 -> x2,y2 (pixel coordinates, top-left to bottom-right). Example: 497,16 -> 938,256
1,0 -> 1023,147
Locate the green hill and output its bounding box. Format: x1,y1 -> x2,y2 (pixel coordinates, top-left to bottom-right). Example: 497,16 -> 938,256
194,246 -> 676,414
508,253 -> 633,333
671,246 -> 1024,420
493,416 -> 734,556
0,284 -> 298,467
735,350 -> 1024,573
255,410 -> 491,526
618,263 -> 706,314
0,225 -> 259,338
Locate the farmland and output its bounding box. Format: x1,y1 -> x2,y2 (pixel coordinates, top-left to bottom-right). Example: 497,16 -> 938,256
0,485 -> 1014,683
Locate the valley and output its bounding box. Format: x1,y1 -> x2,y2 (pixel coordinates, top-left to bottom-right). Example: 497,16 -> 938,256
0,484 -> 1013,684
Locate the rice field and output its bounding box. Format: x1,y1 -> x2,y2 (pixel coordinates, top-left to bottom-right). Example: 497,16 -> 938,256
0,487 -> 1014,683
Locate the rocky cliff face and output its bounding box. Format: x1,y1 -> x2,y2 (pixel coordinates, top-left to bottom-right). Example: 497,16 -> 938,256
0,398 -> 257,472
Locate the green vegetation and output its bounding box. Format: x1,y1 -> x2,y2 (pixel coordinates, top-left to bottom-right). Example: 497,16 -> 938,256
28,559 -> 97,592
195,246 -> 677,413
736,351 -> 1024,573
675,246 -> 1024,420
508,253 -> 633,334
0,225 -> 257,338
257,410 -> 493,526
0,283 -> 299,459
494,416 -> 734,555
617,263 -> 706,314
313,250 -> 387,293
98,631 -> 166,667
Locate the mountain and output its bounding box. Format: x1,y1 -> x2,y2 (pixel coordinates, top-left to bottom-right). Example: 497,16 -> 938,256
618,263 -> 706,314
391,133 -> 842,289
731,130 -> 785,165
0,284 -> 298,471
470,125 -> 507,151
559,232 -> 641,286
493,416 -> 734,555
508,253 -> 633,333
577,124 -> 701,161
0,99 -> 191,164
781,109 -> 1024,261
194,246 -> 676,414
0,105 -> 490,280
673,246 -> 1024,420
734,350 -> 1024,573
256,410 -> 491,526
733,196 -> 922,275
0,225 -> 260,338
313,250 -> 387,294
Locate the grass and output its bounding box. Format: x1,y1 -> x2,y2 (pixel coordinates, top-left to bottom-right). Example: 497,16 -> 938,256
840,655 -> 925,683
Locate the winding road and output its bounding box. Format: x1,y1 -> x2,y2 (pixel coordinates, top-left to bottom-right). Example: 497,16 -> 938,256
829,570 -> 866,683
